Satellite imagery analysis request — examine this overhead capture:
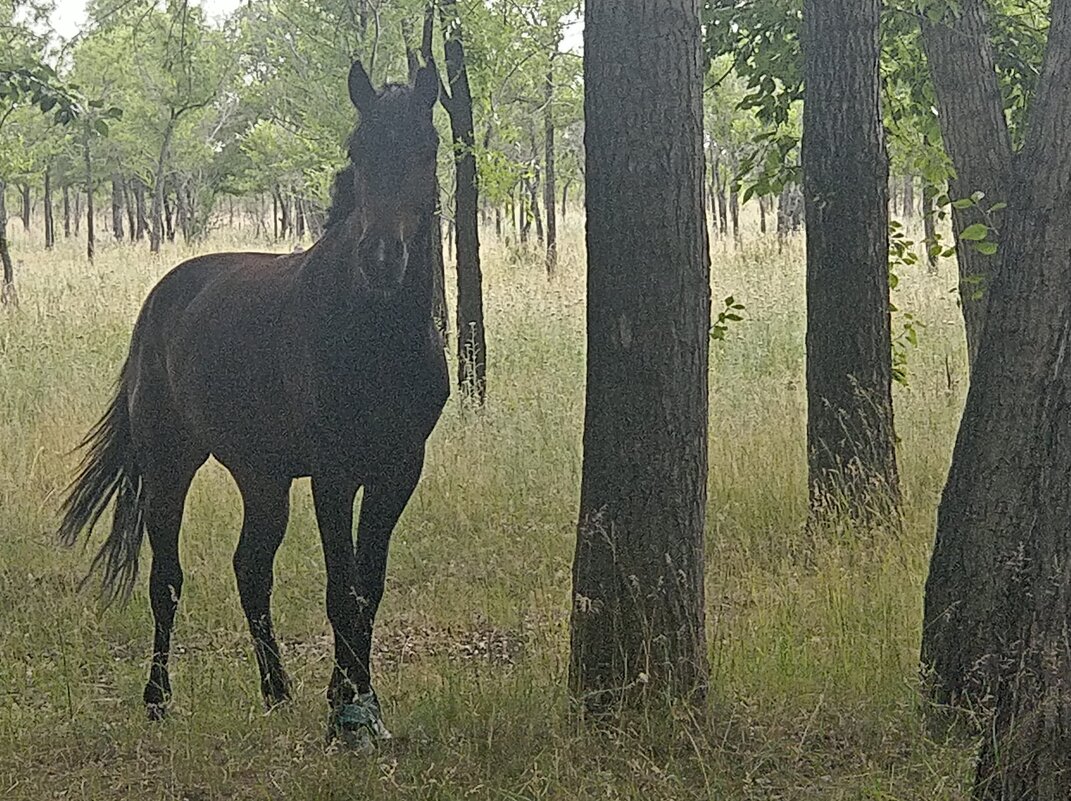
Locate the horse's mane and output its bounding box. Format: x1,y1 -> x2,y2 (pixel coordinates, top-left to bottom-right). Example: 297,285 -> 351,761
324,83 -> 414,230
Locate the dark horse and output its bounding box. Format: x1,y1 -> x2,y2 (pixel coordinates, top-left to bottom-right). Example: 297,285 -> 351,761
58,62 -> 447,748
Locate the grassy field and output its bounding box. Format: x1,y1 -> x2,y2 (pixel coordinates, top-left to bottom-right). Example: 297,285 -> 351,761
0,214 -> 977,799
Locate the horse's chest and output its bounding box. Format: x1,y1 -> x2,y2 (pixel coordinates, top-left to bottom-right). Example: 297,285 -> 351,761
310,340 -> 447,463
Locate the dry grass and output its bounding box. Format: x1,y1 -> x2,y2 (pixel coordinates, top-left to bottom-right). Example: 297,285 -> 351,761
0,211 -> 976,799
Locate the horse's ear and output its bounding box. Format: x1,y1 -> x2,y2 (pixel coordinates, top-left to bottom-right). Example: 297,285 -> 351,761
348,61 -> 376,113
414,61 -> 439,109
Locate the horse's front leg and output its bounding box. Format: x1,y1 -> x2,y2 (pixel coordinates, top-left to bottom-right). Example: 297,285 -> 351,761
313,452 -> 424,748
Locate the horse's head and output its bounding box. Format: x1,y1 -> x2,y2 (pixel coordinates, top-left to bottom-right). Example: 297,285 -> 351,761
343,60 -> 439,296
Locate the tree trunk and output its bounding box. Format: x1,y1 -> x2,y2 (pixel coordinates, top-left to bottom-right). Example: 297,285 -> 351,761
442,0 -> 488,406
713,152 -> 728,236
923,183 -> 938,274
0,178 -> 16,305
295,195 -> 306,239
759,195 -> 768,235
544,61 -> 558,277
570,0 -> 710,714
729,172 -> 741,245
74,189 -> 81,236
111,175 -> 124,240
62,184 -> 71,238
132,178 -> 147,240
802,0 -> 899,517
164,186 -> 175,243
529,174 -> 544,244
920,0 -> 1013,372
123,178 -> 135,238
150,119 -> 176,254
918,0 -> 1021,709
927,7 -> 1071,797
83,129 -> 95,262
44,167 -> 55,249
19,184 -> 30,231
902,175 -> 915,218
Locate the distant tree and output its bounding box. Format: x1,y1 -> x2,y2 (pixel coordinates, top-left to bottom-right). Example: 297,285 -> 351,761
570,0 -> 710,712
801,0 -> 899,519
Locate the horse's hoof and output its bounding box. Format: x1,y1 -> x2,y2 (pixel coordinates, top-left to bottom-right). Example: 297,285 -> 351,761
146,702 -> 167,722
327,692 -> 392,753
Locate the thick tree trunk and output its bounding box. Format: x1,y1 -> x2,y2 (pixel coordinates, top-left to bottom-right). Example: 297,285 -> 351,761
920,0 -> 1012,371
918,0 -> 1021,708
928,7 -> 1071,797
802,0 -> 899,517
62,184 -> 71,238
442,0 -> 488,406
83,130 -> 95,262
0,178 -> 16,305
544,61 -> 558,277
44,167 -> 55,250
570,0 -> 710,714
111,175 -> 124,241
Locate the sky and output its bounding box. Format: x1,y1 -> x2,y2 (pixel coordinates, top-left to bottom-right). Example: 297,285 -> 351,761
49,0 -> 246,39
50,0 -> 582,48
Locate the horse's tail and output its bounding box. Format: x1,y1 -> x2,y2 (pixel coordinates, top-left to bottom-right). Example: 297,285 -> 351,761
58,365 -> 146,605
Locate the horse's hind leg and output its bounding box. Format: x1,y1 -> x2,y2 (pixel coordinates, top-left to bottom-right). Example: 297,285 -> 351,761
143,460 -> 202,720
232,473 -> 293,707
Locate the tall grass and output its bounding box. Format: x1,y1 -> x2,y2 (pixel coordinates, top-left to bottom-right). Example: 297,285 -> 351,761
0,215 -> 975,799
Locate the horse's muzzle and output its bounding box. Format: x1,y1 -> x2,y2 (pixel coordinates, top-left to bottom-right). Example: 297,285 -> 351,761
357,235 -> 408,294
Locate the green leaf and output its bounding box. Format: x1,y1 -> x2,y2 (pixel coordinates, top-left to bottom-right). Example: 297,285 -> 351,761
960,223 -> 989,241
975,241 -> 999,255
951,198 -> 974,210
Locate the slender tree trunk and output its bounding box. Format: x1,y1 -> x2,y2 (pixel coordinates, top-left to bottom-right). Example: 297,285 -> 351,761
570,0 -> 710,714
729,170 -> 741,245
562,179 -> 570,220
442,0 -> 487,405
62,184 -> 71,239
923,183 -> 938,274
19,184 -> 29,231
0,178 -> 16,305
150,119 -> 176,254
272,191 -> 280,239
74,189 -> 81,236
132,178 -> 147,240
295,195 -> 306,239
544,60 -> 558,277
529,174 -> 544,244
802,0 -> 899,517
902,175 -> 915,218
111,175 -> 124,240
928,7 -> 1071,797
713,152 -> 728,236
920,0 -> 1012,372
83,129 -> 95,262
44,167 -> 55,250
123,178 -> 134,238
759,195 -> 768,235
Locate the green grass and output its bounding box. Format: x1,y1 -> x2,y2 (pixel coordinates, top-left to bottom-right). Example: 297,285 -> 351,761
0,215 -> 976,799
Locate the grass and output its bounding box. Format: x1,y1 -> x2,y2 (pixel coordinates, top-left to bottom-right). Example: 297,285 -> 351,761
0,212 -> 977,799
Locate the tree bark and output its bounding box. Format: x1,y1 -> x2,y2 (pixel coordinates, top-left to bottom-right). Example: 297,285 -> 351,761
918,0 -> 1022,709
150,119 -> 176,254
902,175 -> 915,218
44,167 -> 55,250
544,60 -> 558,277
132,178 -> 147,240
111,175 -> 124,241
570,0 -> 710,714
62,183 -> 71,238
802,0 -> 899,517
920,0 -> 1013,371
123,177 -> 135,238
74,189 -> 81,236
927,6 -> 1071,796
19,183 -> 30,231
923,183 -> 938,274
441,0 -> 488,405
83,129 -> 95,262
0,178 -> 16,305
